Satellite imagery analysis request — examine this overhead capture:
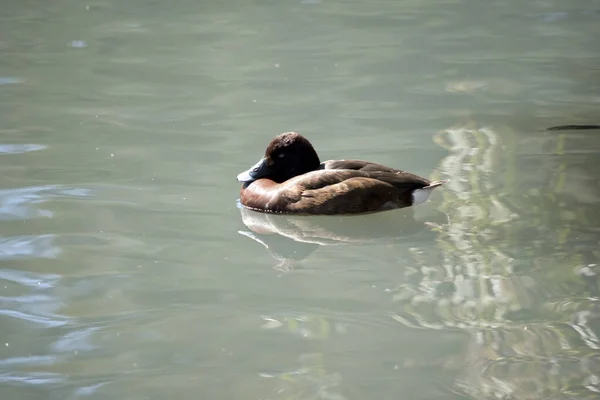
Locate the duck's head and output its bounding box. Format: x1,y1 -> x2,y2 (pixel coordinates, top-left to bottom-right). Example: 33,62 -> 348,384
236,132 -> 321,184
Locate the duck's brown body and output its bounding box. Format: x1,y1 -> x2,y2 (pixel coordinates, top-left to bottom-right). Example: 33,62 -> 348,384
237,133 -> 445,215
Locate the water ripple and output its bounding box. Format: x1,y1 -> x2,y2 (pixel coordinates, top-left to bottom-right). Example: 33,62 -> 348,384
51,326 -> 101,352
0,372 -> 64,385
0,309 -> 68,328
74,382 -> 110,397
0,235 -> 61,260
0,77 -> 22,85
0,185 -> 91,221
0,144 -> 46,154
0,355 -> 58,367
0,269 -> 60,288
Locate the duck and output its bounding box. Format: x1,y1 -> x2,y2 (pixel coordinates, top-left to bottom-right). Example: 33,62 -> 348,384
236,132 -> 446,215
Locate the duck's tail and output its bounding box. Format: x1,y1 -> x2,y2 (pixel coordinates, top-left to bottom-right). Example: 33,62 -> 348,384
412,180 -> 448,205
425,180 -> 447,189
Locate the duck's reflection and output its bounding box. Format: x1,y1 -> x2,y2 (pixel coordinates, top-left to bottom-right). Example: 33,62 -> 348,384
238,205 -> 448,270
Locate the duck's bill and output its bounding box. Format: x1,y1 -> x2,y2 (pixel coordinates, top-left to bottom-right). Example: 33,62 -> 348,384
236,157 -> 270,182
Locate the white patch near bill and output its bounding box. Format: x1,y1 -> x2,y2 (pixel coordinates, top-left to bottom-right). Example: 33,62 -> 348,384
412,187 -> 434,205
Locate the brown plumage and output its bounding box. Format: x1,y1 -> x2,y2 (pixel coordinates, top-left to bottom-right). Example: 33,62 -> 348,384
236,132 -> 445,215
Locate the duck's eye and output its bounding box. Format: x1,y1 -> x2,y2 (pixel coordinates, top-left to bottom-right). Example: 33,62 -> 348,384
277,153 -> 285,158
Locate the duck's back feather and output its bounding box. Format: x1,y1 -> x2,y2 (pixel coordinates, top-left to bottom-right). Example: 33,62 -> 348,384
322,159 -> 404,173
241,167 -> 437,215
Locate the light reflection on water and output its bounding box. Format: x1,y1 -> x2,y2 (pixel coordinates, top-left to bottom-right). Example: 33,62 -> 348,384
0,185 -> 91,220
0,144 -> 46,154
0,235 -> 61,260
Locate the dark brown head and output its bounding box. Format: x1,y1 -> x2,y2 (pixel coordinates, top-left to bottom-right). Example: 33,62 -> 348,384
237,132 -> 321,184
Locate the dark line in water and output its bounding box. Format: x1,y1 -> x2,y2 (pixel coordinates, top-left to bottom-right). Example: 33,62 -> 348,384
546,125 -> 600,131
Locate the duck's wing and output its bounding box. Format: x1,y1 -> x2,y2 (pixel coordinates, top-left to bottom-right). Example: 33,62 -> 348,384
279,169 -> 436,214
320,160 -> 435,188
321,159 -> 405,174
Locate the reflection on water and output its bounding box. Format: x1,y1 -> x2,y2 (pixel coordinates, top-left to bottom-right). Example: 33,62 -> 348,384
389,123 -> 600,398
259,353 -> 346,400
0,185 -> 90,220
0,235 -> 60,260
0,144 -> 46,154
238,204 -> 448,270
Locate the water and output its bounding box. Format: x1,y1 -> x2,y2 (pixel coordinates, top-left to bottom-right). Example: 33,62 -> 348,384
1,0 -> 599,398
